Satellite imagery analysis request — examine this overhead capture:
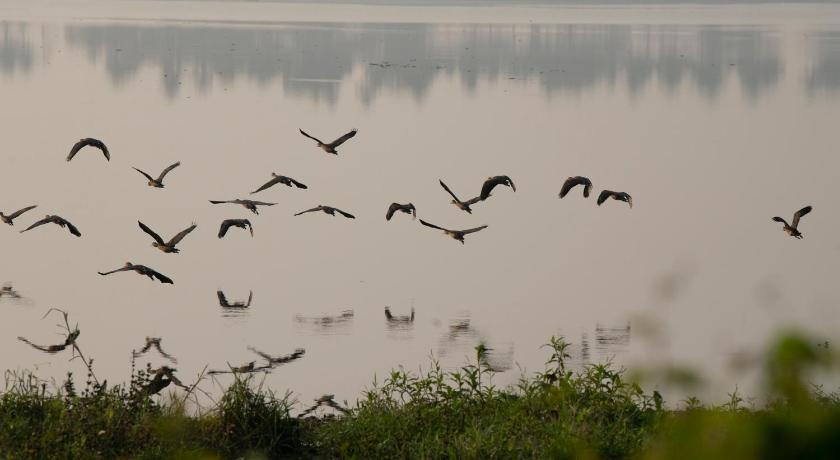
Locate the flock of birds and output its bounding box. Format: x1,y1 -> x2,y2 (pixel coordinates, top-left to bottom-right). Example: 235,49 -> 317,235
3,127 -> 814,397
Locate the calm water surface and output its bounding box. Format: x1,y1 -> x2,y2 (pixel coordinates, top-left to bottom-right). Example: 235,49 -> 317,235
1,1 -> 840,407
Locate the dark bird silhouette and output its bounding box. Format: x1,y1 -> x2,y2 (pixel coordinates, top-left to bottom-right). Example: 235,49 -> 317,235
138,221 -> 196,253
133,162 -> 181,188
133,337 -> 177,363
479,175 -> 516,200
67,138 -> 109,162
209,199 -> 276,215
248,347 -> 306,367
0,284 -> 21,299
299,128 -> 358,154
419,219 -> 488,244
219,219 -> 253,238
1,205 -> 37,226
597,190 -> 633,208
251,173 -> 308,194
439,180 -> 481,213
141,366 -> 188,395
218,290 -> 252,309
98,262 -> 174,284
209,361 -> 262,375
294,205 -> 355,219
385,306 -> 415,323
18,329 -> 79,354
773,206 -> 813,239
559,176 -> 593,199
386,203 -> 416,221
19,215 -> 81,237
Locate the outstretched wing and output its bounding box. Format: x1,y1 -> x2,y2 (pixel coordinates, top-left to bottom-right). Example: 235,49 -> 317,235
439,180 -> 461,202
156,161 -> 181,182
218,220 -> 234,238
329,129 -> 358,148
167,223 -> 196,246
299,129 -> 324,145
98,266 -> 133,276
246,200 -> 276,207
149,268 -> 174,284
288,177 -> 308,189
463,196 -> 483,206
246,291 -> 253,307
66,139 -> 89,162
7,205 -> 37,220
133,339 -> 154,356
97,141 -> 111,161
559,177 -> 582,198
335,208 -> 355,219
480,176 -> 514,200
251,176 -> 281,194
209,200 -> 233,205
138,221 -> 165,245
792,206 -> 812,229
217,290 -> 229,307
419,219 -> 447,232
386,203 -> 401,221
61,218 -> 82,237
294,206 -> 322,216
154,342 -> 178,363
597,190 -> 614,206
461,225 -> 488,235
133,167 -> 155,182
583,182 -> 592,198
248,346 -> 274,363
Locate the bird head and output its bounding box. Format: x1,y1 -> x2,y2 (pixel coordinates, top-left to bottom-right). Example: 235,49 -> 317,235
271,172 -> 279,177
124,261 -> 132,266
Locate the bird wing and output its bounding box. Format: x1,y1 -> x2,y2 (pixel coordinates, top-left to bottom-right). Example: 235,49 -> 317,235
419,219 -> 447,232
299,129 -> 324,145
167,223 -> 197,246
246,220 -> 254,237
559,177 -> 580,198
7,205 -> 37,220
98,266 -> 133,276
134,340 -> 153,356
19,217 -> 50,233
133,167 -> 155,182
288,177 -> 308,189
246,291 -> 253,307
480,176 -> 513,200
335,208 -> 355,219
772,217 -> 789,226
154,342 -> 178,363
248,346 -> 274,363
209,200 -> 232,205
463,196 -> 483,206
217,290 -> 230,307
66,139 -> 89,161
583,182 -> 592,198
507,176 -> 516,192
97,141 -> 111,161
251,176 -> 281,194
156,161 -> 181,182
792,206 -> 812,229
461,225 -> 488,235
218,220 -> 233,238
597,190 -> 614,206
138,221 -> 165,245
328,129 -> 358,148
294,206 -> 322,216
247,200 -> 276,206
148,268 -> 174,284
439,180 -> 461,202
62,219 -> 82,237
410,205 -> 417,219
386,203 -> 400,220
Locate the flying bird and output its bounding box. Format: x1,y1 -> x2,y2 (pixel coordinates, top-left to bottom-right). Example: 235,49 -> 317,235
597,190 -> 633,208
67,138 -> 110,162
772,206 -> 812,239
208,361 -> 263,375
209,199 -> 276,215
138,221 -> 196,253
142,366 -> 188,395
439,180 -> 482,214
419,219 -> 488,244
1,205 -> 37,225
386,203 -> 416,221
219,219 -> 253,238
251,173 -> 308,194
19,215 -> 81,237
294,205 -> 355,219
133,162 -> 181,188
17,329 -> 79,354
479,175 -> 516,200
299,128 -> 358,155
133,337 -> 177,363
218,290 -> 253,309
98,262 -> 174,284
559,176 -> 593,199
248,347 -> 306,367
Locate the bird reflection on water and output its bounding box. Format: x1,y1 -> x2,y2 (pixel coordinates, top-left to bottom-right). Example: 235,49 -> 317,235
294,310 -> 355,335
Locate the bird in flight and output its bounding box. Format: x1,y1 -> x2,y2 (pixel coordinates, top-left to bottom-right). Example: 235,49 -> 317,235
138,221 -> 196,253
559,176 -> 593,199
1,205 -> 37,226
132,337 -> 177,363
133,162 -> 181,188
98,262 -> 174,284
294,205 -> 355,219
248,347 -> 306,367
597,190 -> 633,208
67,138 -> 110,162
209,199 -> 276,215
299,128 -> 358,155
142,366 -> 188,395
19,215 -> 81,237
773,205 -> 812,239
386,203 -> 416,221
439,180 -> 482,214
479,175 -> 516,201
18,329 -> 79,354
218,290 -> 253,309
251,173 -> 308,194
219,219 -> 253,238
419,219 -> 488,244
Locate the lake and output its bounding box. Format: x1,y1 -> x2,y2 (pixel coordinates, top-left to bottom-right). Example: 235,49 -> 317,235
1,0 -> 839,407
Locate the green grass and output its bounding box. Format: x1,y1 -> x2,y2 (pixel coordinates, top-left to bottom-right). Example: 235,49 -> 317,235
1,332 -> 839,459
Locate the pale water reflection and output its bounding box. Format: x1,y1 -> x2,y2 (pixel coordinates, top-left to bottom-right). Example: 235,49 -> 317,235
0,3 -> 839,407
